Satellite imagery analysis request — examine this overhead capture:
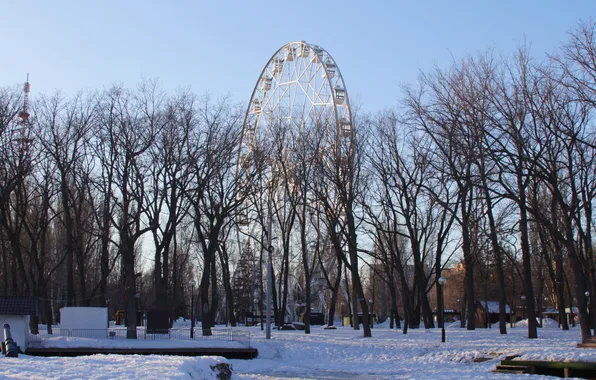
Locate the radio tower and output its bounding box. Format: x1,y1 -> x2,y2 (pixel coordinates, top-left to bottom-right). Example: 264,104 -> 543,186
16,74 -> 31,144
18,74 -> 31,125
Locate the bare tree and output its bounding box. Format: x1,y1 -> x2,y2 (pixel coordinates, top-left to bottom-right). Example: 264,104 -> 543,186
311,115 -> 372,337
404,63 -> 480,330
0,85 -> 28,296
38,91 -> 96,306
365,110 -> 458,331
481,49 -> 545,339
525,58 -> 595,341
145,90 -> 194,312
186,96 -> 244,335
96,84 -> 163,338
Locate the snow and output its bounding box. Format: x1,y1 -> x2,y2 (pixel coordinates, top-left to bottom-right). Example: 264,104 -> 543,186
1,322 -> 596,379
0,354 -> 230,379
231,323 -> 596,379
513,317 -> 561,329
34,335 -> 244,349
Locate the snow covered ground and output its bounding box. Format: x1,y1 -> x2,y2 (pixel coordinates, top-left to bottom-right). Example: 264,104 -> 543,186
1,319 -> 595,379
232,320 -> 596,379
33,334 -> 245,349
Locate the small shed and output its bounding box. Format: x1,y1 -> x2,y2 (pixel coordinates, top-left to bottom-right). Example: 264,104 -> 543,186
476,301 -> 511,327
543,307 -> 579,325
433,309 -> 461,323
0,296 -> 38,352
300,312 -> 326,325
60,307 -> 108,338
146,309 -> 171,333
245,312 -> 263,327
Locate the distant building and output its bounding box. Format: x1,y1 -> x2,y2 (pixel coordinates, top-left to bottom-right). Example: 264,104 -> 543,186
475,301 -> 511,327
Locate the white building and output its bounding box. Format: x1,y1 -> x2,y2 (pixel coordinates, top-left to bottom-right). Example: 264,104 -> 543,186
0,296 -> 37,352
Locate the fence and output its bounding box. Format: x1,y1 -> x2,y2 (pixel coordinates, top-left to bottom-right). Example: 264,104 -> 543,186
28,328 -> 251,347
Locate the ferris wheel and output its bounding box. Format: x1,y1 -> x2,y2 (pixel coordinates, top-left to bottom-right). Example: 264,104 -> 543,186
236,40 -> 354,242
239,41 -> 353,175
236,41 -> 354,336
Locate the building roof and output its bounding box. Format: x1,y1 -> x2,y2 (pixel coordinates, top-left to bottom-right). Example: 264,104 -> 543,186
0,296 -> 38,316
478,300 -> 510,314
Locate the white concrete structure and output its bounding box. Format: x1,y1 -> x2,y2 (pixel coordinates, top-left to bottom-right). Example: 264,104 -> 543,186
60,307 -> 108,339
0,296 -> 37,352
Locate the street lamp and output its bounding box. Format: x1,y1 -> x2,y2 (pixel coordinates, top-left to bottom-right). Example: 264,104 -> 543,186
438,276 -> 446,343
520,295 -> 527,321
190,279 -> 196,339
541,297 -> 548,327
369,299 -> 374,329
456,298 -> 464,328
586,291 -> 591,330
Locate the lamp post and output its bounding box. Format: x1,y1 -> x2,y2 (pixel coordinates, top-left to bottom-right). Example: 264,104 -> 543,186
541,297 -> 548,327
520,295 -> 527,321
369,299 -> 374,329
190,279 -> 196,339
586,291 -> 591,330
438,276 -> 446,343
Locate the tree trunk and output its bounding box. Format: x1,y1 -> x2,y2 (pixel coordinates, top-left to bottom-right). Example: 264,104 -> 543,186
421,287 -> 433,329
1,232 -> 8,296
280,240 -> 291,328
45,296 -> 54,335
154,244 -> 163,308
326,260 -> 342,327
219,250 -> 237,327
99,196 -> 111,308
462,212 -> 476,331
259,239 -> 264,331
343,267 -> 353,328
479,153 -> 507,334
271,264 -> 279,328
570,253 -> 591,342
199,256 -> 213,335
403,291 -> 411,334
123,241 -> 137,339
60,178 -> 76,307
519,198 -> 538,339
209,257 -> 219,327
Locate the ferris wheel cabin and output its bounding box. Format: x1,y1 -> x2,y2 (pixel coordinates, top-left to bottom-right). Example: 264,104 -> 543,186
261,77 -> 272,92
334,86 -> 346,104
323,58 -> 336,79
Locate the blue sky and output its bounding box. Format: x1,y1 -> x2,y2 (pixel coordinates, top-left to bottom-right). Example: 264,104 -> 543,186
1,1 -> 594,112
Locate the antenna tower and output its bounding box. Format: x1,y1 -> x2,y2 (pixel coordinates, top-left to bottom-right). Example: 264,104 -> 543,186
18,73 -> 31,125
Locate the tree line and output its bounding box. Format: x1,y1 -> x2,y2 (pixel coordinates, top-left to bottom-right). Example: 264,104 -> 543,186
1,21 -> 595,341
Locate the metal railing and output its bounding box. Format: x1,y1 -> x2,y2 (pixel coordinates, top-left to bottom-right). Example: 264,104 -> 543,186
231,329 -> 251,347
28,328 -> 251,347
27,331 -> 42,345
